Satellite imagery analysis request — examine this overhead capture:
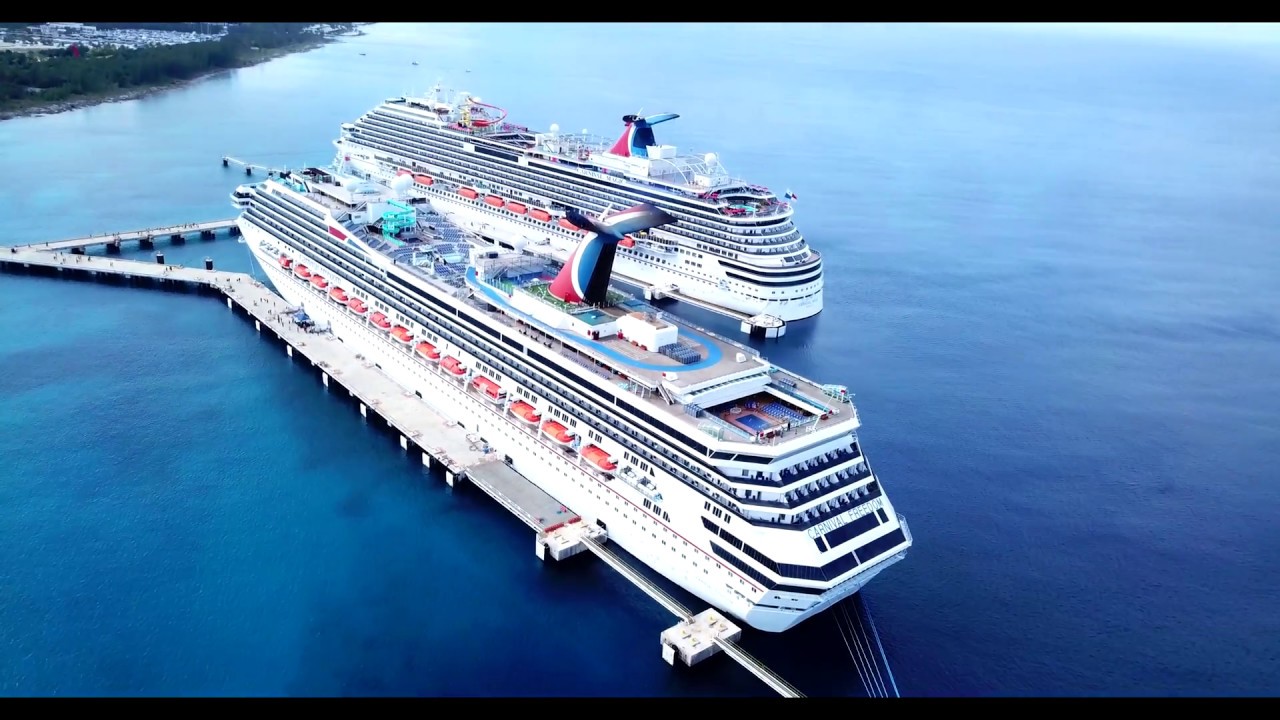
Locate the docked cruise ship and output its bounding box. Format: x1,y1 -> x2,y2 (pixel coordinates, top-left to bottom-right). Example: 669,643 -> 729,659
330,85 -> 824,323
233,166 -> 910,633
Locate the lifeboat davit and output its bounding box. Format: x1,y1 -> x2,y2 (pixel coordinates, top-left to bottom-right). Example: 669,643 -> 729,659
619,235 -> 636,248
414,341 -> 440,362
310,275 -> 328,290
581,444 -> 618,473
347,297 -> 368,314
390,325 -> 414,344
484,195 -> 504,208
278,254 -> 293,269
329,286 -> 348,303
458,187 -> 479,200
530,208 -> 552,222
541,420 -> 576,447
441,356 -> 467,376
295,264 -> 311,279
413,174 -> 433,186
370,311 -> 392,330
471,375 -> 505,402
506,201 -> 527,214
509,400 -> 541,426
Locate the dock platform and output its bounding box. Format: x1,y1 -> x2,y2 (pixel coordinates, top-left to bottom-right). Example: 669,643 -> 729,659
11,219 -> 239,253
465,461 -> 578,532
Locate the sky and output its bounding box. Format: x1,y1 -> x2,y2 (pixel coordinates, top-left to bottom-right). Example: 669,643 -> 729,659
971,22 -> 1280,49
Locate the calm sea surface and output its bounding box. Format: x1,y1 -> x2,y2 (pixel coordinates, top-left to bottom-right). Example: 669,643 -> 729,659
1,23 -> 1278,696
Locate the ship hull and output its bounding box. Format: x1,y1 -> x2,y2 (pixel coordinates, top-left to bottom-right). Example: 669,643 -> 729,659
242,220 -> 897,633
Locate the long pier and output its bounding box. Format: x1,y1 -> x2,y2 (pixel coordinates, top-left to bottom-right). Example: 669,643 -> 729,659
222,156 -> 290,176
12,219 -> 240,253
0,244 -> 805,698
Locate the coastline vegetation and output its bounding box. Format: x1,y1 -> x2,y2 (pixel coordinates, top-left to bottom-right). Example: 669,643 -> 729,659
0,23 -> 354,118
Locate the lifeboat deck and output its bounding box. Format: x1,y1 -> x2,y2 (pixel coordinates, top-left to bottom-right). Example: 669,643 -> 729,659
465,461 -> 579,532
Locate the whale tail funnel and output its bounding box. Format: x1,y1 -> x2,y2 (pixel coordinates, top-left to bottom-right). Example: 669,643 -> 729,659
548,203 -> 675,305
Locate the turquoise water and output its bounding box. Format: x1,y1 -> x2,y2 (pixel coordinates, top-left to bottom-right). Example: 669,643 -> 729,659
575,309 -> 611,326
2,23 -> 1279,696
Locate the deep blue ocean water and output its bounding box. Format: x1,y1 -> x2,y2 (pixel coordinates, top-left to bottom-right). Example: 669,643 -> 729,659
1,23 -> 1278,696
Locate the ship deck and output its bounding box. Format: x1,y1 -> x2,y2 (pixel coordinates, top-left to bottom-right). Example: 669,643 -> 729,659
464,267 -> 752,387
286,174 -> 850,446
460,268 -> 851,443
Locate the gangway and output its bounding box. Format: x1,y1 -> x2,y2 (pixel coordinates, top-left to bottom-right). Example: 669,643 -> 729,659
714,637 -> 804,699
579,535 -> 805,698
222,156 -> 290,176
581,536 -> 692,621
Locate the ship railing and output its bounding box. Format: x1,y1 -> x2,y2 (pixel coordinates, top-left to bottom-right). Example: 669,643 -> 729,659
649,309 -> 760,360
766,381 -> 834,415
696,412 -> 757,443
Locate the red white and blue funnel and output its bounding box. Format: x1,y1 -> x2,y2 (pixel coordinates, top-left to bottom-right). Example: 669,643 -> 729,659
548,204 -> 675,305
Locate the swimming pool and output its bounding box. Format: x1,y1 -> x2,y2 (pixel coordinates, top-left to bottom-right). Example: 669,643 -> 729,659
734,413 -> 773,432
575,309 -> 611,326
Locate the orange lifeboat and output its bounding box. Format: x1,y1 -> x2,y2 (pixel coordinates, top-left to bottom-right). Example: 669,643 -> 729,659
619,235 -> 636,248
506,201 -> 527,214
347,297 -> 368,314
329,286 -> 348,303
581,445 -> 618,473
558,217 -> 580,231
484,195 -> 504,208
295,264 -> 311,279
458,187 -> 479,200
310,275 -> 328,290
390,325 -> 414,344
278,254 -> 292,269
370,311 -> 392,330
414,341 -> 440,362
509,400 -> 541,426
530,208 -> 552,222
471,375 -> 506,402
413,174 -> 433,186
540,420 -> 576,447
441,356 -> 467,376
396,169 -> 412,177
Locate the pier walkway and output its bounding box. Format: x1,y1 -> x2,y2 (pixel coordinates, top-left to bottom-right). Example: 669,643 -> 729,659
580,535 -> 804,698
12,219 -> 238,253
0,245 -> 805,698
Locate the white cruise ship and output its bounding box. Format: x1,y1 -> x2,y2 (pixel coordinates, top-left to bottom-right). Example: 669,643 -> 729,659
234,166 -> 910,633
331,85 -> 824,323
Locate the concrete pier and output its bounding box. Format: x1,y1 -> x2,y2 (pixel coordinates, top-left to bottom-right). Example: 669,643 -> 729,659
661,609 -> 742,667
8,219 -> 237,253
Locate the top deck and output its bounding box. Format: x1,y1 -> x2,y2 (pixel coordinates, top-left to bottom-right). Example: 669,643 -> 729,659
261,174 -> 855,447
371,94 -> 795,215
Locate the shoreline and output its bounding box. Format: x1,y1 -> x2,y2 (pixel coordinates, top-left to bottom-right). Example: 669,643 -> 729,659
0,32 -> 357,123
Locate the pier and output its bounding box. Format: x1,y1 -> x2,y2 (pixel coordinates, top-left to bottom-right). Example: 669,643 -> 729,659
0,243 -> 806,698
11,219 -> 240,254
222,156 -> 291,176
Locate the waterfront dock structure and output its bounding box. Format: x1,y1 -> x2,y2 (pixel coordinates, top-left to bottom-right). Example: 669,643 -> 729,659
13,219 -> 240,254
0,245 -> 804,698
222,156 -> 291,176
